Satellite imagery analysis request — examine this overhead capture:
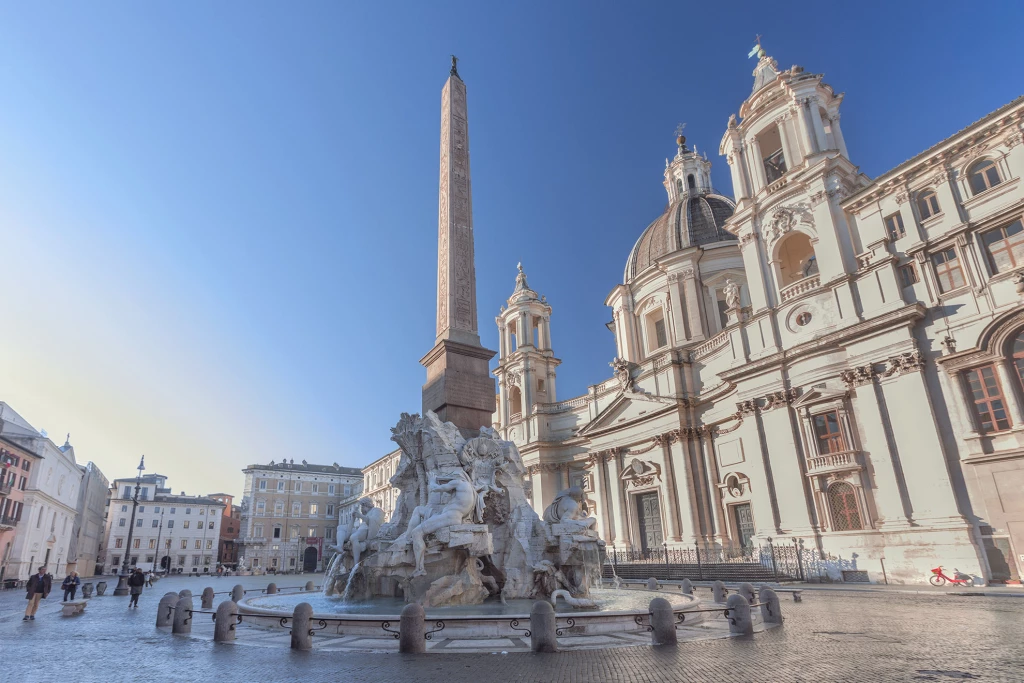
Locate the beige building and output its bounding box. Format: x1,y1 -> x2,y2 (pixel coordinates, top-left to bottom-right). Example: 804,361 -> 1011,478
69,461 -> 109,577
361,449 -> 401,523
237,460 -> 362,573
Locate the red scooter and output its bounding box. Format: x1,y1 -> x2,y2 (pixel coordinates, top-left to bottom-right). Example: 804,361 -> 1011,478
929,566 -> 975,587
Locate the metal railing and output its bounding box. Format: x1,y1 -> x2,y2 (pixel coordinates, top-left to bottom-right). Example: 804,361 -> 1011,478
0,514 -> 18,527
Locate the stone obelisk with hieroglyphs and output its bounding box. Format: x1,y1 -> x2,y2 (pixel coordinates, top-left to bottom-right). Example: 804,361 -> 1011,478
420,57 -> 496,432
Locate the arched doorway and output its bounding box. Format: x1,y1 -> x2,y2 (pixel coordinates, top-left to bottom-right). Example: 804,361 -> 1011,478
160,555 -> 171,571
303,546 -> 319,573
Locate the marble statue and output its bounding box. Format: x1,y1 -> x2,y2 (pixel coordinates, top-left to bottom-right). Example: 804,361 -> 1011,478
407,471 -> 477,577
724,278 -> 741,312
542,486 -> 597,530
348,497 -> 385,566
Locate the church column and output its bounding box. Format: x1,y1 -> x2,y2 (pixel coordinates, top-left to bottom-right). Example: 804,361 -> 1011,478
796,99 -> 819,155
497,320 -> 507,359
669,432 -> 700,543
681,270 -> 706,342
658,434 -> 682,543
590,454 -> 611,542
727,148 -> 749,201
518,311 -> 529,349
776,116 -> 795,169
808,99 -> 829,153
830,113 -> 849,158
700,428 -> 729,545
748,137 -> 766,193
995,361 -> 1024,425
607,451 -> 632,549
668,274 -> 689,343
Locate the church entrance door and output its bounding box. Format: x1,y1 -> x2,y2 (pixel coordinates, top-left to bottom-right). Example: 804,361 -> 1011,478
302,546 -> 319,573
733,503 -> 755,549
635,492 -> 663,554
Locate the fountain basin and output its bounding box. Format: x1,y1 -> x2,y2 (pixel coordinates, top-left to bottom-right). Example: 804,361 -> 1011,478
238,589 -> 700,639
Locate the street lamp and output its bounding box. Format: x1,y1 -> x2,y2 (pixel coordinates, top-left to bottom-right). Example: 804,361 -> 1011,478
113,455 -> 145,596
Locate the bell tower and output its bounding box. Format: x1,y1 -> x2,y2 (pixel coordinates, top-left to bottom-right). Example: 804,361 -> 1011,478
493,264 -> 559,442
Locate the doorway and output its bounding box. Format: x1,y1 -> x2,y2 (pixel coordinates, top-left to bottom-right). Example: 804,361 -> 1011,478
732,503 -> 756,548
635,492 -> 664,554
303,546 -> 319,573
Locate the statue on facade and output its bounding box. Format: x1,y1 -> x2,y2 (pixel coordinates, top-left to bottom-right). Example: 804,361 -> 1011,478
347,497 -> 385,566
407,470 -> 477,577
542,486 -> 597,530
724,278 -> 742,312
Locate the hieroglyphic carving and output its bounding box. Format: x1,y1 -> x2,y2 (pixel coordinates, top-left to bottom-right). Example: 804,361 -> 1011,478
437,74 -> 478,337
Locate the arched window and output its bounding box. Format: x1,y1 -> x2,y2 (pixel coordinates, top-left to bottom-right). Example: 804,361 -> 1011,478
776,232 -> 818,287
676,179 -> 684,195
917,190 -> 940,220
827,482 -> 862,531
644,308 -> 668,353
509,386 -> 523,419
968,159 -> 1002,194
687,174 -> 696,189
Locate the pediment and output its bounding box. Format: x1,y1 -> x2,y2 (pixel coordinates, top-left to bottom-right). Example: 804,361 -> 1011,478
790,386 -> 847,408
576,393 -> 673,437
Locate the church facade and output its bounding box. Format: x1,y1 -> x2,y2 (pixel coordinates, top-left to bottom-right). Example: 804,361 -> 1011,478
493,48 -> 1024,585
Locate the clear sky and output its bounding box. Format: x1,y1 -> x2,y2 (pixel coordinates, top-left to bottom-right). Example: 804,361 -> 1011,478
1,2 -> 1021,498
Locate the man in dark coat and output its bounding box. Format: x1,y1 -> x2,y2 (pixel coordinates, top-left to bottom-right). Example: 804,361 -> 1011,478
128,567 -> 146,607
62,571 -> 81,601
24,566 -> 52,620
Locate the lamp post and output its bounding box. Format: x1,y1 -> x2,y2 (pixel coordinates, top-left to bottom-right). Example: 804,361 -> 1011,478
113,455 -> 145,596
152,507 -> 166,574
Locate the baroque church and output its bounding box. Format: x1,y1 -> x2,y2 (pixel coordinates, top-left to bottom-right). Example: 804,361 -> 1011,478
491,46 -> 1024,584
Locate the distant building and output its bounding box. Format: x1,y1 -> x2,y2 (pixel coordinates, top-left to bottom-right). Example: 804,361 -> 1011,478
101,473 -> 225,574
208,493 -> 240,568
238,460 -> 362,573
69,461 -> 109,577
0,404 -> 83,580
0,438 -> 42,583
361,449 -> 401,522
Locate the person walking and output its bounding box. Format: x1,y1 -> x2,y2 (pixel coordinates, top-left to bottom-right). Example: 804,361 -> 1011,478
61,571 -> 81,601
128,567 -> 146,608
24,566 -> 51,620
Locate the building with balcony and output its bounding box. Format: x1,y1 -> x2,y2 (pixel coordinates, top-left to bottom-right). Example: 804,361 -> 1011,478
100,473 -> 225,574
488,47 -> 1024,585
237,460 -> 362,573
0,404 -> 83,581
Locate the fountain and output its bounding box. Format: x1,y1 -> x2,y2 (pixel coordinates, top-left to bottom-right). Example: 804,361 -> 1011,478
319,411 -> 604,608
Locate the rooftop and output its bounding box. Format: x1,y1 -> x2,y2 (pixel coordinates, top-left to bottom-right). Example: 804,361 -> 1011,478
243,460 -> 362,476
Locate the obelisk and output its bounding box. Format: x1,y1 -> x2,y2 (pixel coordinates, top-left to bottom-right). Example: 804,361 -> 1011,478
420,57 -> 496,432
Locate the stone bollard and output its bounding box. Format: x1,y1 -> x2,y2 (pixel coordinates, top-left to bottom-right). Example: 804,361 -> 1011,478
231,584 -> 245,603
96,581 -> 107,596
266,582 -> 278,594
712,580 -> 727,603
648,597 -> 678,647
530,600 -> 558,653
172,595 -> 194,635
178,589 -> 193,599
725,594 -> 753,636
214,600 -> 237,642
758,587 -> 783,625
156,592 -> 180,627
398,603 -> 426,654
646,577 -> 659,591
201,587 -> 215,609
81,583 -> 94,599
680,579 -> 693,596
290,602 -> 313,651
738,583 -> 756,605
304,580 -> 315,592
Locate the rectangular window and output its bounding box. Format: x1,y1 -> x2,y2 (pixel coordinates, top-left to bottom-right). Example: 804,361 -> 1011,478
273,527 -> 281,539
115,538 -> 124,548
931,247 -> 966,293
256,500 -> 266,514
326,504 -> 334,517
167,520 -> 174,529
138,506 -> 145,513
199,508 -> 205,515
136,518 -> 143,527
170,508 -> 175,514
328,484 -> 336,495
326,527 -> 334,539
149,539 -> 156,549
183,521 -> 190,529
154,507 -> 160,513
308,527 -> 316,537
112,555 -> 121,567
193,555 -> 201,566
254,524 -> 264,537
152,519 -> 159,527
259,480 -> 267,490
309,504 -> 318,516
342,485 -> 349,497
884,212 -> 906,241
312,484 -> 319,494
981,220 -> 1024,274
118,518 -> 126,527
121,505 -> 128,513
277,481 -> 284,491
185,508 -> 191,515
180,540 -> 187,549
294,481 -> 301,492
964,365 -> 1012,432
133,538 -> 141,549
898,263 -> 919,287
654,318 -> 667,347
812,411 -> 847,454
208,521 -> 215,529
123,486 -> 131,498
195,540 -> 201,549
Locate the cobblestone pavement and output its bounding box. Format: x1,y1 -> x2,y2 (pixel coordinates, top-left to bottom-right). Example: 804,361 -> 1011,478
1,573 -> 1020,683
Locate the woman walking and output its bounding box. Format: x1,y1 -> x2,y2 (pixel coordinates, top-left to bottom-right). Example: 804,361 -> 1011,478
128,568 -> 146,608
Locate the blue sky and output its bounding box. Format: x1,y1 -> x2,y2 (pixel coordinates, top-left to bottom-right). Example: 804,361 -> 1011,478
1,2 -> 1021,497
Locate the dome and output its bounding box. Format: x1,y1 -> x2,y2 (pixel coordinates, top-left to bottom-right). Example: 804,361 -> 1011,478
624,192 -> 738,282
